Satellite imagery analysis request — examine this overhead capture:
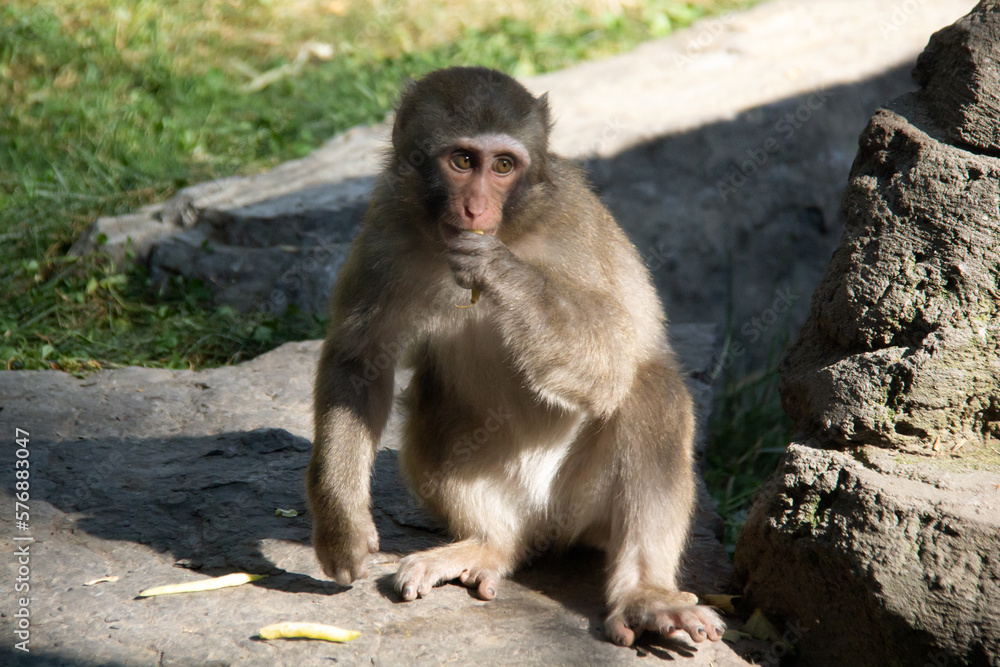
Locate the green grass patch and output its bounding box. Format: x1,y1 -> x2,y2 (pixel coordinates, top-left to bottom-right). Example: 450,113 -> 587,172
705,339 -> 795,555
2,0 -> 755,371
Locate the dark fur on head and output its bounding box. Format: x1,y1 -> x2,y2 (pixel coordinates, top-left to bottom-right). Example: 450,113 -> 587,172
390,67 -> 553,186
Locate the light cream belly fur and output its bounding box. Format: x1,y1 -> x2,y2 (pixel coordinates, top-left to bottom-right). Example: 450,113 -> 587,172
399,315 -> 608,550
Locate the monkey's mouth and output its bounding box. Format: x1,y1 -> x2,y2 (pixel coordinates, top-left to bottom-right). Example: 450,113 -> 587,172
439,221 -> 498,240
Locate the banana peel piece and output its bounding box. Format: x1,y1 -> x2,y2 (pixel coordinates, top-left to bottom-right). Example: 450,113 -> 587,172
702,593 -> 738,614
456,230 -> 485,308
138,572 -> 266,597
258,622 -> 361,643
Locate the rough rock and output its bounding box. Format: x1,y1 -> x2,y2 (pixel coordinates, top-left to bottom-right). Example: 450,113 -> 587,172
736,2 -> 1000,665
0,325 -> 758,666
71,0 -> 977,354
780,92 -> 1000,453
737,442 -> 1000,667
781,13 -> 1000,454
914,1 -> 1000,154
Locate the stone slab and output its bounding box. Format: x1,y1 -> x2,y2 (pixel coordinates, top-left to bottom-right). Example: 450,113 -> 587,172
0,325 -> 756,665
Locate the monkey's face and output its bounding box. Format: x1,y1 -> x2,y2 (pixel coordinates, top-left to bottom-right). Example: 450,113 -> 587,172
435,133 -> 530,239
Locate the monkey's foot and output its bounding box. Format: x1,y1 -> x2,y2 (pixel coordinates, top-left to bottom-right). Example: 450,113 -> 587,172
394,540 -> 509,602
605,587 -> 726,646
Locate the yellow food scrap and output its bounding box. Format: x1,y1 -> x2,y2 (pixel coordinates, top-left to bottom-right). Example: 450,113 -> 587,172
138,572 -> 267,597
744,608 -> 794,651
702,593 -> 738,614
274,508 -> 299,517
258,622 -> 361,643
722,628 -> 752,643
456,230 -> 485,309
84,575 -> 119,586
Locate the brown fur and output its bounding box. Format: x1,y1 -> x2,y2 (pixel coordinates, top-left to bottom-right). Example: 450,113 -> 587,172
307,66 -> 724,646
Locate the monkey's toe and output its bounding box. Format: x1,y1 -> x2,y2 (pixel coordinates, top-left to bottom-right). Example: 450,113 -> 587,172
606,588 -> 726,646
395,542 -> 509,602
652,605 -> 725,643
605,615 -> 636,647
457,568 -> 499,600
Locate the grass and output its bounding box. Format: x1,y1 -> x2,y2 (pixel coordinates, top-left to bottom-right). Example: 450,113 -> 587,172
1,0 -> 780,554
1,0 -> 755,372
706,362 -> 794,555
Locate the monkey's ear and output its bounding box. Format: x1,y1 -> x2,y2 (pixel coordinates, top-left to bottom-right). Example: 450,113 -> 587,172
399,76 -> 417,98
392,77 -> 419,154
535,92 -> 554,133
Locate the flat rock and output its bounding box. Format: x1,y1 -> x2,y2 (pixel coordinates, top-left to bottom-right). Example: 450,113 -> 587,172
0,325 -> 755,666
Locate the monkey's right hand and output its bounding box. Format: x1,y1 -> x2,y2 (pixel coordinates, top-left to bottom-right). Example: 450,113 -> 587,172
312,515 -> 380,585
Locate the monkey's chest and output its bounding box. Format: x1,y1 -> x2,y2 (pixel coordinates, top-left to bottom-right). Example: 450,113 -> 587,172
429,318 -> 533,411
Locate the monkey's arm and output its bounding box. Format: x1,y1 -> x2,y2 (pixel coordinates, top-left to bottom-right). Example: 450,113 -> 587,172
307,240 -> 399,584
447,230 -> 641,416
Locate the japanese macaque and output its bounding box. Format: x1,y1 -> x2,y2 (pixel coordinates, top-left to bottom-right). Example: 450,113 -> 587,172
307,66 -> 724,646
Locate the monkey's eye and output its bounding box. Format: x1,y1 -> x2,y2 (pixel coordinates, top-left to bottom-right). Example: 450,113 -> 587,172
451,153 -> 473,170
493,157 -> 514,175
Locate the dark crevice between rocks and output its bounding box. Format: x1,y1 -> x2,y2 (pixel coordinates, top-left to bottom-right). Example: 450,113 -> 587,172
945,135 -> 1000,162
980,397 -> 1000,440
894,420 -> 930,439
815,469 -> 848,522
890,318 -> 939,353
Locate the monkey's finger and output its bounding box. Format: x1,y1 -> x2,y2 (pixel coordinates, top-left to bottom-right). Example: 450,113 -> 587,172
448,231 -> 501,254
704,623 -> 724,641
447,264 -> 478,290
445,248 -> 485,271
400,582 -> 419,601
332,564 -> 365,586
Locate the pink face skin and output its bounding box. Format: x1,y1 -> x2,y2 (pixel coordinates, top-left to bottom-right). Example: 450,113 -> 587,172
438,134 -> 530,238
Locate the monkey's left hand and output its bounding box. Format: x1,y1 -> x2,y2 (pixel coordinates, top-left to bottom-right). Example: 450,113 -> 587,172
446,231 -> 535,295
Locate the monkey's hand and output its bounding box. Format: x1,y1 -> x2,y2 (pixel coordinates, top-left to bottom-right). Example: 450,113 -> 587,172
446,231 -> 533,295
312,512 -> 380,585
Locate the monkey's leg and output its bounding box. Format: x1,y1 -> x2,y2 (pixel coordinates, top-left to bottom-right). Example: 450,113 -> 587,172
394,444 -> 526,601
600,361 -> 726,646
393,461 -> 526,602
395,363 -> 528,602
